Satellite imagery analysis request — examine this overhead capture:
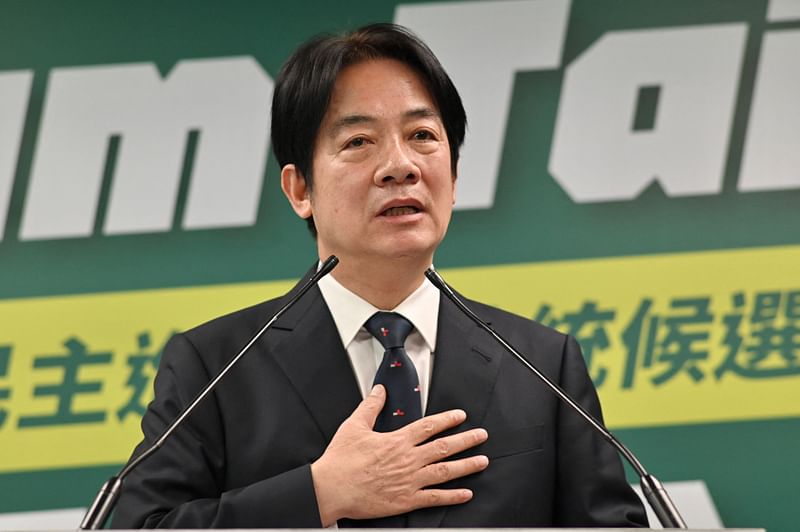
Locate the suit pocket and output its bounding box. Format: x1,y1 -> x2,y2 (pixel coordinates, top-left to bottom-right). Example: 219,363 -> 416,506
480,424 -> 544,459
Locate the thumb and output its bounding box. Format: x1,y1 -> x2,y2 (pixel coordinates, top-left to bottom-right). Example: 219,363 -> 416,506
351,384 -> 386,429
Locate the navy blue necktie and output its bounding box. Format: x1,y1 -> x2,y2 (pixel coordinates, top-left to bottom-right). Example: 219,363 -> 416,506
364,311 -> 422,432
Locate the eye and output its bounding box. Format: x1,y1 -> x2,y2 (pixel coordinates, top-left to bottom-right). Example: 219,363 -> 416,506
346,136 -> 367,149
413,130 -> 434,141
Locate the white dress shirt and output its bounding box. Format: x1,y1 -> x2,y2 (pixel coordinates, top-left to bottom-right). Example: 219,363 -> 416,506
317,271 -> 440,414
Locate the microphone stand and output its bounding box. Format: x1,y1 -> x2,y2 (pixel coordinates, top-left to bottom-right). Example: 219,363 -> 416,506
425,268 -> 687,529
79,256 -> 339,530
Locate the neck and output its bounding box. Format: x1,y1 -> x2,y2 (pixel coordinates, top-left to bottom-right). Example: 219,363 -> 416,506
323,253 -> 431,309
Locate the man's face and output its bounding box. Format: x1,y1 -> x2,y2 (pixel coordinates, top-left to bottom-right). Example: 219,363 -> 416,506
283,58 -> 455,268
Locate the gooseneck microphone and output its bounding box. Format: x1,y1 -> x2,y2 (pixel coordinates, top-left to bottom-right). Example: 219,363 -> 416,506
79,256 -> 339,530
425,268 -> 687,529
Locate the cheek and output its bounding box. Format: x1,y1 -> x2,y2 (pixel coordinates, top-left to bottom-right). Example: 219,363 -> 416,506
312,186 -> 348,221
437,177 -> 456,204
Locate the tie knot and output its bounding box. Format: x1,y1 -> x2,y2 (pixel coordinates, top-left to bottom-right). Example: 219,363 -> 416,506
364,311 -> 414,349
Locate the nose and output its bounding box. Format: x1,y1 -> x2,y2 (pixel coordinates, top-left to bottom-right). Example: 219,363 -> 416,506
374,138 -> 421,186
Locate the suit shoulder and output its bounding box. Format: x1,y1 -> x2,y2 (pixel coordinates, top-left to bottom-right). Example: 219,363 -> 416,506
463,297 -> 572,357
179,294 -> 287,350
467,298 -> 566,339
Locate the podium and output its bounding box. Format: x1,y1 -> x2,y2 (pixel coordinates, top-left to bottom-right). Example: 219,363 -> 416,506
64,529 -> 767,532
0,529 -> 773,532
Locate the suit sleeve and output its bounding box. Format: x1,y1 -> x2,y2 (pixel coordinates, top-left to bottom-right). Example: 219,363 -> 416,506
110,333 -> 323,529
553,335 -> 649,527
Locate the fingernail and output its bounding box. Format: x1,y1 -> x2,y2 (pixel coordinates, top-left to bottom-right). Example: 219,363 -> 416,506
370,384 -> 384,396
477,455 -> 489,467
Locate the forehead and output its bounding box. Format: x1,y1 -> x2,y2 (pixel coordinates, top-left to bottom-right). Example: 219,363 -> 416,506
321,58 -> 440,128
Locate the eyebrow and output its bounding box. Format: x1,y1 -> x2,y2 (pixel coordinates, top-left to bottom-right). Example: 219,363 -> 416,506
330,114 -> 375,134
405,107 -> 439,120
328,107 -> 441,136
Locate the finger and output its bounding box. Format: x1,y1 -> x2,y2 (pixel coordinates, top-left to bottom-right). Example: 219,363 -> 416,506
417,455 -> 489,488
404,409 -> 468,444
409,487 -> 474,510
349,385 -> 386,429
417,428 -> 488,464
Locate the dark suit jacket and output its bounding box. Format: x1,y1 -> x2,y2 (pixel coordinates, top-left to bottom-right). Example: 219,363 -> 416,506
112,273 -> 647,528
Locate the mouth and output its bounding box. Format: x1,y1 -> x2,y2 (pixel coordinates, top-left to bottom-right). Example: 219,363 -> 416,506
381,206 -> 421,217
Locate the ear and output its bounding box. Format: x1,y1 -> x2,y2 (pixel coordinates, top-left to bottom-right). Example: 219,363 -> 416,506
280,164 -> 313,219
451,171 -> 458,205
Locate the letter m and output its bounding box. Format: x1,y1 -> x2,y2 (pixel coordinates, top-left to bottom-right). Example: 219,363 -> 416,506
20,57 -> 272,239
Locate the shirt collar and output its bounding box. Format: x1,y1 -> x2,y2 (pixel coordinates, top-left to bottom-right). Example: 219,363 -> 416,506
317,268 -> 440,351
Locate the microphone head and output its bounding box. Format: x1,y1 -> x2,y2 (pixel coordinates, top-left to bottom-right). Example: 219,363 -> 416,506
424,268 -> 448,292
318,255 -> 339,277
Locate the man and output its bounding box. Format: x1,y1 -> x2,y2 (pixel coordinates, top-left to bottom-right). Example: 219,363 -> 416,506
112,23 -> 647,528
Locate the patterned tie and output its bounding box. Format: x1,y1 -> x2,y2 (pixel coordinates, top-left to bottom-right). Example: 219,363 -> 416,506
364,311 -> 422,432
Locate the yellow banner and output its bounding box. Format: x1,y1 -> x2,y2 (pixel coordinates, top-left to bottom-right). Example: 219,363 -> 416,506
447,244 -> 800,429
0,280 -> 296,473
1,245 -> 799,473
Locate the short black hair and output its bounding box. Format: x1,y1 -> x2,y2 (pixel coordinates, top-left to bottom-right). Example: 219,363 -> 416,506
271,23 -> 467,236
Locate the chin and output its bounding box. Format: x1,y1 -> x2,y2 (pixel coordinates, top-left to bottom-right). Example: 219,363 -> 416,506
381,240 -> 440,261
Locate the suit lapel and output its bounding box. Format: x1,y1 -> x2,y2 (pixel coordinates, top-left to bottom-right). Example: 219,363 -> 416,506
266,276 -> 362,443
408,294 -> 504,528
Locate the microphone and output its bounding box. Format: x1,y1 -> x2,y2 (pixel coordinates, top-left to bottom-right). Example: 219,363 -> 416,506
79,255 -> 339,530
424,268 -> 687,529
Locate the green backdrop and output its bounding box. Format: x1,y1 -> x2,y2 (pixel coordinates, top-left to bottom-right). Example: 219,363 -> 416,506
0,1 -> 797,531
